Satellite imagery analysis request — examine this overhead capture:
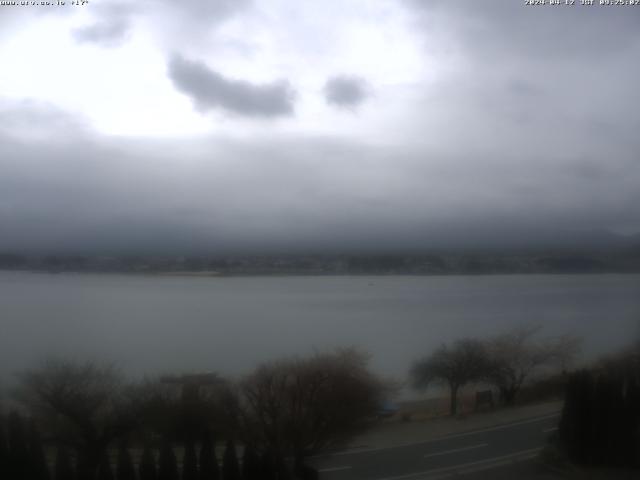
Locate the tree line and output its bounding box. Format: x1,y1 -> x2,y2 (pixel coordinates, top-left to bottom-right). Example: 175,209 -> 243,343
1,349 -> 385,480
6,325 -> 632,477
0,412 -> 305,480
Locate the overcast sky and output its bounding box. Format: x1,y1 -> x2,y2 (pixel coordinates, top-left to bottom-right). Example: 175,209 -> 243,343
1,0 -> 639,254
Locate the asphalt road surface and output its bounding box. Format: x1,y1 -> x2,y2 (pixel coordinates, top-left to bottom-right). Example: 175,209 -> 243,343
310,413 -> 560,480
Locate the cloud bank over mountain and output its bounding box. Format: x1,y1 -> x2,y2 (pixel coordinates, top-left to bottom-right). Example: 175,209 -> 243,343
0,1 -> 638,253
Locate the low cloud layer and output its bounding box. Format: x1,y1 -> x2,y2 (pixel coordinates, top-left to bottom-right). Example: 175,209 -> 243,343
0,100 -> 638,255
168,55 -> 295,117
324,76 -> 370,109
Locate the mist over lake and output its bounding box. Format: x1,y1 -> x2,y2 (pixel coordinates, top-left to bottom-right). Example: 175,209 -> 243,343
1,271 -> 638,390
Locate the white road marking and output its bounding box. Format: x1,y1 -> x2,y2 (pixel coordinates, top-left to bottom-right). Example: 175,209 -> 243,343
437,413 -> 559,441
372,447 -> 542,480
453,447 -> 542,476
423,443 -> 488,459
313,412 -> 560,458
318,465 -> 352,473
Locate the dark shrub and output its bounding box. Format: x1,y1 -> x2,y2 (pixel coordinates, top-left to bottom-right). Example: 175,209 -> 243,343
157,441 -> 179,480
182,439 -> 198,480
559,370 -> 594,464
240,445 -> 261,480
294,456 -> 318,480
8,411 -> 30,480
97,452 -> 114,480
54,446 -> 75,480
221,440 -> 240,480
0,414 -> 7,479
116,443 -> 136,480
559,367 -> 640,467
259,451 -> 277,480
198,431 -> 219,480
138,444 -> 157,480
28,420 -> 50,480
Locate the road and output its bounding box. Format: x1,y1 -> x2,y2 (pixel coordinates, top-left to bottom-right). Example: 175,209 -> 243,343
310,413 -> 560,480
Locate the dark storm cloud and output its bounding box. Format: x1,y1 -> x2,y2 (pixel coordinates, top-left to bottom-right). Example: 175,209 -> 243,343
324,76 -> 370,109
167,55 -> 296,117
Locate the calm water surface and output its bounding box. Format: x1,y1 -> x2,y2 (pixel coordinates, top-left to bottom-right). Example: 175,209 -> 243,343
1,272 -> 639,387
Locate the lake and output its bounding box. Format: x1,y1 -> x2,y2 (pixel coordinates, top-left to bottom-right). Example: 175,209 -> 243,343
1,271 -> 638,391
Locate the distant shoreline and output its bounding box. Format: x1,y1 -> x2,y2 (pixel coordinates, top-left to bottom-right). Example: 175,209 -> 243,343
1,268 -> 640,278
1,249 -> 639,277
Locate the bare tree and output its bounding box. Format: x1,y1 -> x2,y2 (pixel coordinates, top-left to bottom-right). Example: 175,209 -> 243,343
596,340 -> 640,378
239,348 -> 386,461
16,358 -> 139,479
131,373 -> 235,442
411,339 -> 491,416
484,326 -> 581,405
